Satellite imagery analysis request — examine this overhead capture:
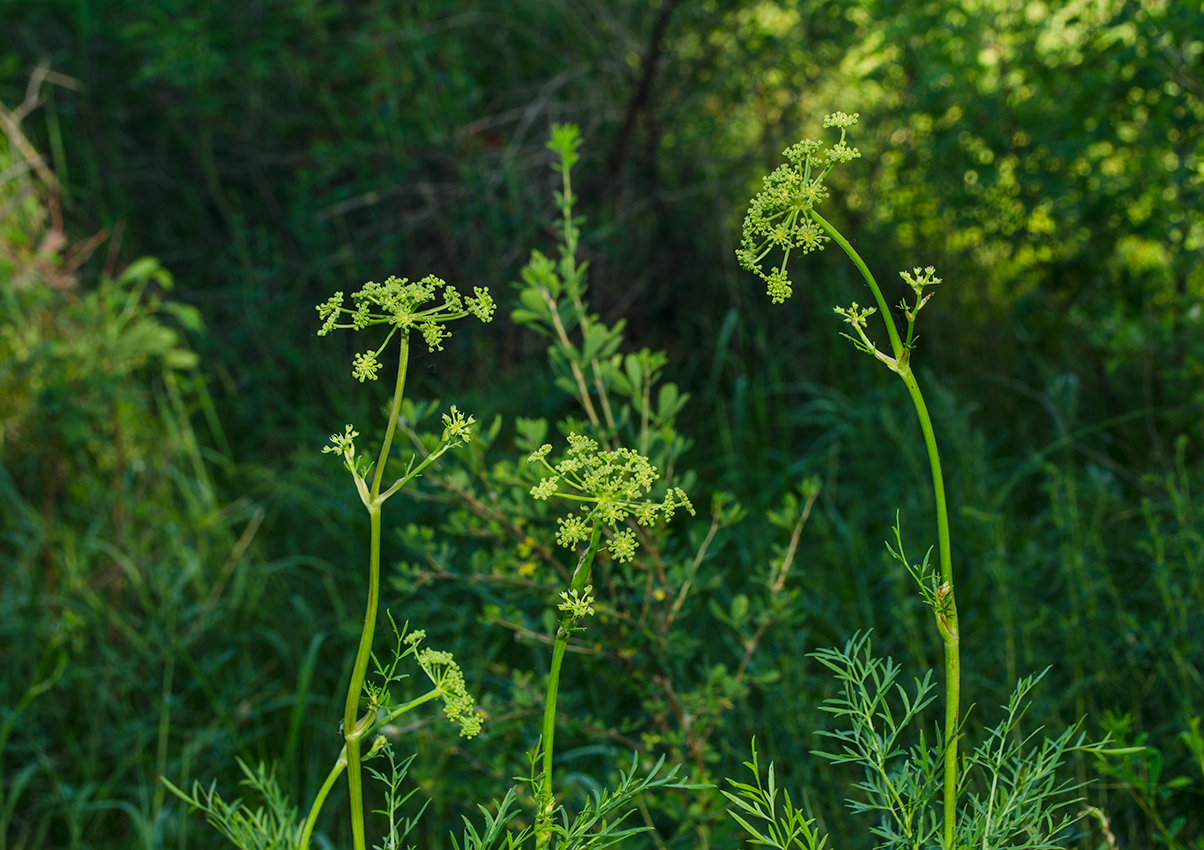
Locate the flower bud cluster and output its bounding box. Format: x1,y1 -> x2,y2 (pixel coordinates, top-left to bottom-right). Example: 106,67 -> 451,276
323,424 -> 361,469
440,405 -> 476,445
411,635 -> 482,738
557,586 -> 596,619
315,275 -> 495,381
900,266 -> 941,299
528,433 -> 694,560
737,112 -> 861,304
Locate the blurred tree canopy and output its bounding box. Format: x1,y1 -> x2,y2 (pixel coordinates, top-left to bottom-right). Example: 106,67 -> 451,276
3,0 -> 1199,420
2,0 -> 1200,461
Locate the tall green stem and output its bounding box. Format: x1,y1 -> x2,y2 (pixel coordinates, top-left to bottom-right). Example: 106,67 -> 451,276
812,209 -> 962,849
372,336 -> 411,498
899,368 -> 960,850
344,505 -> 381,850
345,336 -> 410,850
536,522 -> 604,850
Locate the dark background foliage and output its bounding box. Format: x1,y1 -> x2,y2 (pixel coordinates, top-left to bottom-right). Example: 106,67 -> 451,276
2,1 -> 1202,848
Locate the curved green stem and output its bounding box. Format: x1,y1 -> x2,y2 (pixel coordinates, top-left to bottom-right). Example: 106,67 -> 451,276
899,367 -> 960,850
810,210 -> 905,361
379,441 -> 452,503
301,750 -> 346,850
536,522 -> 604,850
344,505 -> 382,850
896,371 -> 956,607
813,207 -> 961,848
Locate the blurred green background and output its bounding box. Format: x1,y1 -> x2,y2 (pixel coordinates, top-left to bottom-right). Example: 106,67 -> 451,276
2,1 -> 1202,848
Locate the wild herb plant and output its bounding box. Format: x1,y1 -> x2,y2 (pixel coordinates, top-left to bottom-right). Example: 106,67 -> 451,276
165,276 -> 496,849
727,113 -> 1132,848
430,430 -> 701,850
7,27 -> 1203,847
311,276 -> 494,850
525,433 -> 693,845
510,124 -> 691,464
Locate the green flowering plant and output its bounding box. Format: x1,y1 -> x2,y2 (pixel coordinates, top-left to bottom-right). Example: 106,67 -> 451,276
323,404 -> 476,508
165,615 -> 480,850
736,111 -> 860,304
166,275 -> 492,850
523,434 -> 693,849
384,125 -> 817,850
726,112 -> 1137,850
317,274 -> 496,381
291,619 -> 481,850
735,112 -> 966,847
360,618 -> 481,741
310,276 -> 491,850
297,122 -> 823,850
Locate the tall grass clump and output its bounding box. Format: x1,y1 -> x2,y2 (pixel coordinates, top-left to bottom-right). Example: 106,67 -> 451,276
0,74 -> 282,849
723,112 -> 1137,849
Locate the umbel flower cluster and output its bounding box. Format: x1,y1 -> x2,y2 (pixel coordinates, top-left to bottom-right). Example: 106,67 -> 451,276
404,629 -> 482,738
528,433 -> 693,562
316,274 -> 496,381
736,112 -> 860,304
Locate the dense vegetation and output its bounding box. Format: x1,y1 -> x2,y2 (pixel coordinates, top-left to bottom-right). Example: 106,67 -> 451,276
2,1 -> 1201,848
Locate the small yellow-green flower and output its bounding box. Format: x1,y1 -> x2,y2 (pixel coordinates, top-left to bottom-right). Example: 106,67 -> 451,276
440,405 -> 476,444
607,529 -> 638,563
558,586 -> 596,619
556,513 -> 592,548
